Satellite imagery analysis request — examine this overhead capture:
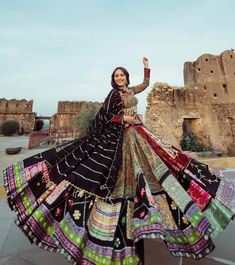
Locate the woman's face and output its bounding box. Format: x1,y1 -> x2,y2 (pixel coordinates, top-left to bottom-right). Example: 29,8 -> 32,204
114,69 -> 127,88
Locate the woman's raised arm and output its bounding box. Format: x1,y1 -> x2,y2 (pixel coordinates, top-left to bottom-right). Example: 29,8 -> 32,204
130,57 -> 150,94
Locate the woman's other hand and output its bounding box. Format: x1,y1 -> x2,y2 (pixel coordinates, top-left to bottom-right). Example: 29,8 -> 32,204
143,57 -> 149,68
123,115 -> 134,124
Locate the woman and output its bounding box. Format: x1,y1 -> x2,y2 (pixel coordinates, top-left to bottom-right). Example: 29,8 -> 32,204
4,57 -> 235,265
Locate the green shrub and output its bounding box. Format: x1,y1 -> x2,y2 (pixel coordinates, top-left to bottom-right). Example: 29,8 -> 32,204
180,131 -> 212,152
73,103 -> 101,136
1,120 -> 20,136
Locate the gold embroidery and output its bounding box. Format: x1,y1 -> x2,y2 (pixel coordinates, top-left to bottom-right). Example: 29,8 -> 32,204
37,183 -> 57,205
182,215 -> 189,225
171,201 -> 177,210
89,201 -> 93,208
73,210 -> 81,220
78,189 -> 85,198
126,201 -> 134,239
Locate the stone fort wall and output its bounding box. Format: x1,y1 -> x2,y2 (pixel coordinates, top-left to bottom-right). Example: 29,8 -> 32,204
0,98 -> 36,132
145,50 -> 235,154
51,101 -> 102,130
0,98 -> 102,134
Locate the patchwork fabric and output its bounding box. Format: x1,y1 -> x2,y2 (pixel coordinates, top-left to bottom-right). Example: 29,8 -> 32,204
87,200 -> 121,241
25,161 -> 50,182
126,200 -> 134,240
215,178 -> 235,214
3,82 -> 235,264
187,180 -> 211,210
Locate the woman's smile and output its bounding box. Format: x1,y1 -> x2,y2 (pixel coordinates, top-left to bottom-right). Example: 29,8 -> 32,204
114,69 -> 127,88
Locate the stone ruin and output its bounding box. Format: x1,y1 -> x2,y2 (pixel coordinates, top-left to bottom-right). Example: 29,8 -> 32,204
0,98 -> 36,133
1,49 -> 235,155
0,97 -> 101,136
50,100 -> 102,131
145,50 -> 235,154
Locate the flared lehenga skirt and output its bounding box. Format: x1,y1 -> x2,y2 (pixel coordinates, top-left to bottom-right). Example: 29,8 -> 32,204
3,124 -> 235,265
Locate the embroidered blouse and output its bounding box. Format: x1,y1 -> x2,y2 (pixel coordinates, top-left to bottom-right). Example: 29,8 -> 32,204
111,68 -> 150,124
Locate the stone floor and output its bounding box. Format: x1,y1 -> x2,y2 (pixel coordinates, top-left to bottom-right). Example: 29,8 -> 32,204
0,199 -> 71,265
0,135 -> 49,188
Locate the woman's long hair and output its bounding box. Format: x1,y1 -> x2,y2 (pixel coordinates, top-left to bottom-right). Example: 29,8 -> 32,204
111,67 -> 130,89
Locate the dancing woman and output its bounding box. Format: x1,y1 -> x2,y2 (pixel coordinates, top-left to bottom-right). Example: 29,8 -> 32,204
4,57 -> 235,265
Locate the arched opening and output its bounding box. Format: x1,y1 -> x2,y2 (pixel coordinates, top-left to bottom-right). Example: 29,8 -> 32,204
181,117 -> 206,151
34,116 -> 52,132
182,118 -> 200,135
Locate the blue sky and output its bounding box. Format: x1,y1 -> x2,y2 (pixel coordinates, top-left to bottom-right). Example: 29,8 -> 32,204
0,0 -> 234,116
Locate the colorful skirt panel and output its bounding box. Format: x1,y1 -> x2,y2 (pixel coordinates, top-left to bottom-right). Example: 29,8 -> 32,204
3,124 -> 235,264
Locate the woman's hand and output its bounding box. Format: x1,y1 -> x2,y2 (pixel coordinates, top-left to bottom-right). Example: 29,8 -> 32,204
123,115 -> 134,124
143,57 -> 149,68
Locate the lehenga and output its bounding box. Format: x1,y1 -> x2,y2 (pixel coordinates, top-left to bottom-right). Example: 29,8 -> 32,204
3,68 -> 235,265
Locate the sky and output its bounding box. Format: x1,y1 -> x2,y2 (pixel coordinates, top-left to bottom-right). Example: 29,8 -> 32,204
0,0 -> 235,116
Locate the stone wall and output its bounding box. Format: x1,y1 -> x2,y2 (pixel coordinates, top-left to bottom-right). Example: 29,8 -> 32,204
0,98 -> 33,113
184,50 -> 235,91
145,50 -> 235,154
51,101 -> 102,130
0,98 -> 102,134
0,98 -> 36,133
